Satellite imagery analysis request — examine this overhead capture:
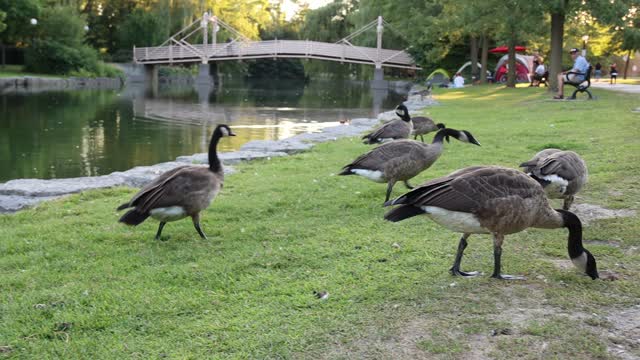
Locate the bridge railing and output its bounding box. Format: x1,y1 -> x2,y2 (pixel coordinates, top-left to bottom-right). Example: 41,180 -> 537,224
134,40 -> 417,69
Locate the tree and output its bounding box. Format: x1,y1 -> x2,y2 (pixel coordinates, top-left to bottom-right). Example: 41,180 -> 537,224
0,0 -> 40,45
544,0 -> 636,91
621,25 -> 640,79
24,6 -> 100,75
0,10 -> 6,34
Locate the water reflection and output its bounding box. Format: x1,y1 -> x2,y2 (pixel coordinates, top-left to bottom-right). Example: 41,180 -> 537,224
0,78 -> 407,182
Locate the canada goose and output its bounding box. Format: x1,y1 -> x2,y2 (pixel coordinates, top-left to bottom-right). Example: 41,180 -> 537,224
520,149 -> 587,210
384,166 -> 598,280
117,124 -> 236,240
412,117 -> 444,142
340,127 -> 481,202
362,104 -> 413,144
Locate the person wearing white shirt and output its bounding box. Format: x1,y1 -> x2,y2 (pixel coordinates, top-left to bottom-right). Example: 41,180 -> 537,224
554,48 -> 590,99
452,73 -> 464,88
530,60 -> 547,87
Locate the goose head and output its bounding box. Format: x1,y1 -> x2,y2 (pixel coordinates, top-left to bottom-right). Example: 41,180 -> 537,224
215,124 -> 237,138
558,209 -> 599,280
395,105 -> 411,121
443,129 -> 481,146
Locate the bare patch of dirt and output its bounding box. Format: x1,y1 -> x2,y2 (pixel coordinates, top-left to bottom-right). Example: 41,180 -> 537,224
571,203 -> 636,225
604,305 -> 640,360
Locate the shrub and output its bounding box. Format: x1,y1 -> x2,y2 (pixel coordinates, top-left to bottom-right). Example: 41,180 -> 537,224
24,39 -> 96,75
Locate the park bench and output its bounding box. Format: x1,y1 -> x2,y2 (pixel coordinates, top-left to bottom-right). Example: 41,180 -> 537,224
567,65 -> 593,100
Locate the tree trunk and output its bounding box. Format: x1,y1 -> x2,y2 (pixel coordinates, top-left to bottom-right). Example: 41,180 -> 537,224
506,35 -> 517,87
623,50 -> 631,79
549,11 -> 565,92
1,43 -> 5,69
470,36 -> 479,84
480,34 -> 489,84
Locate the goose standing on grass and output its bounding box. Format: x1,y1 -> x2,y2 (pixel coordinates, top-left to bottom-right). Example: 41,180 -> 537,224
340,127 -> 481,202
412,116 -> 444,142
362,104 -> 413,144
520,149 -> 587,210
117,124 -> 236,240
384,166 -> 599,280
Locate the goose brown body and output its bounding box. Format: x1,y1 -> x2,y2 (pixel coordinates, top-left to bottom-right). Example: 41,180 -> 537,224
384,166 -> 598,280
520,149 -> 588,210
362,105 -> 413,144
341,128 -> 481,202
117,124 -> 235,240
411,116 -> 443,142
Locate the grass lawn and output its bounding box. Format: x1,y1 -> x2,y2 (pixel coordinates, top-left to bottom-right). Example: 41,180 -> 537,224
0,65 -> 66,79
1,85 -> 639,358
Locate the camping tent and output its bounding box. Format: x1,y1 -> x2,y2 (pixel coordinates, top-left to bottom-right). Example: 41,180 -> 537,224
494,54 -> 534,83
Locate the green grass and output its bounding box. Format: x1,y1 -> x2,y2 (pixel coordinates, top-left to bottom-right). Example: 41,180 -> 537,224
0,65 -> 67,79
1,85 -> 639,358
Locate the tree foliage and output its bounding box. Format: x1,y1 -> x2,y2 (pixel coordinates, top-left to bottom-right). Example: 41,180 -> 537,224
24,6 -> 101,75
0,0 -> 40,45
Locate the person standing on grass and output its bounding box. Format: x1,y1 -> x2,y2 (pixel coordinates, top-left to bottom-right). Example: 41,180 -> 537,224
553,48 -> 590,100
610,63 -> 618,85
594,62 -> 602,81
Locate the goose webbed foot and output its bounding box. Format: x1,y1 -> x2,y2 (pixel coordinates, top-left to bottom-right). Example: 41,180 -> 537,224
450,267 -> 480,277
491,274 -> 526,280
155,222 -> 167,241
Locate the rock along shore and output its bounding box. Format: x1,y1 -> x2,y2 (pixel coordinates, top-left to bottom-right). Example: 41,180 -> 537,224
0,88 -> 437,213
0,76 -> 123,94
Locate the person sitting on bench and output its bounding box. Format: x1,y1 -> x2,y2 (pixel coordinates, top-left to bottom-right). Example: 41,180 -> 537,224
530,60 -> 547,87
553,48 -> 589,99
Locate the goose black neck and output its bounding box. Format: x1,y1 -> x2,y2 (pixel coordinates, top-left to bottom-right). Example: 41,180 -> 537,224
399,113 -> 411,122
432,128 -> 457,144
558,209 -> 584,259
208,130 -> 223,173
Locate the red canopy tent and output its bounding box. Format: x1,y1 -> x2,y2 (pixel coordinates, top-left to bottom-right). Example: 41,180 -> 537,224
489,46 -> 527,54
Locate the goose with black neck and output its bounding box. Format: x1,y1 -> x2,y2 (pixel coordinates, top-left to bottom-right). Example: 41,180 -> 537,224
117,124 -> 236,240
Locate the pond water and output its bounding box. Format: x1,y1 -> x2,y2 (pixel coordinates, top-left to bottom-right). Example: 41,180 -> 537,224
0,78 -> 407,182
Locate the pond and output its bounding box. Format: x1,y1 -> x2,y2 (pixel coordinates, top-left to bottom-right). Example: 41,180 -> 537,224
0,78 -> 408,182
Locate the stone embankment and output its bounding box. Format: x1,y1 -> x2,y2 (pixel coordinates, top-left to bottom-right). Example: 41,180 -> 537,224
0,90 -> 437,213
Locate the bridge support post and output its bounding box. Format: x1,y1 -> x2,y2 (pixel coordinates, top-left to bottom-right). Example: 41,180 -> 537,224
144,64 -> 158,91
370,66 -> 388,89
196,63 -> 216,86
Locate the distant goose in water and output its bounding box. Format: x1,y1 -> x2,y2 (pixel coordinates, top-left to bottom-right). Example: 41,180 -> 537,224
384,166 -> 598,280
520,149 -> 587,210
340,126 -> 481,202
362,105 -> 413,144
412,116 -> 444,142
117,124 -> 235,240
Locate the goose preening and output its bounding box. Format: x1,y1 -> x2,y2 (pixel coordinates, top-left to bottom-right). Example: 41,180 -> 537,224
412,116 -> 444,142
362,105 -> 413,144
339,127 -> 481,202
384,166 -> 598,280
117,124 -> 236,240
520,149 -> 588,210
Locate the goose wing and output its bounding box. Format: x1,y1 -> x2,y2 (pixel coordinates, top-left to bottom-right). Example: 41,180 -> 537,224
120,166 -> 215,213
344,140 -> 424,171
519,148 -> 561,172
364,119 -> 408,140
388,166 -> 541,213
412,116 -> 437,133
537,151 -> 586,181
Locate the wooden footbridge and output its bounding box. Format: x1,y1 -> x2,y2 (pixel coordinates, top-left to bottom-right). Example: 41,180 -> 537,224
133,14 -> 420,71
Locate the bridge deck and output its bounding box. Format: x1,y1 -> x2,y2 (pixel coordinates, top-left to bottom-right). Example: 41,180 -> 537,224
134,40 -> 418,69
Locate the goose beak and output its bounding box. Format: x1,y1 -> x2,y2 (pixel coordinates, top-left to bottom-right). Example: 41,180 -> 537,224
229,132 -> 237,136
471,139 -> 481,146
